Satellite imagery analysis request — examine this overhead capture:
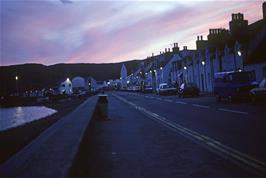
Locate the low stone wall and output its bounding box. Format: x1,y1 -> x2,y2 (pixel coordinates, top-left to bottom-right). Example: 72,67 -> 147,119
0,96 -> 98,178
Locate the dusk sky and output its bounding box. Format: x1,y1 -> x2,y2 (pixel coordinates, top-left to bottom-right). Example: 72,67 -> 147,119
0,0 -> 264,66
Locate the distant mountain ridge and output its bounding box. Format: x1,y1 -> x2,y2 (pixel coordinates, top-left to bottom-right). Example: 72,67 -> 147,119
0,60 -> 142,96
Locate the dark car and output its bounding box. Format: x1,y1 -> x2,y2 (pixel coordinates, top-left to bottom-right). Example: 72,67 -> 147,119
178,83 -> 199,98
157,83 -> 176,95
250,78 -> 266,103
144,86 -> 153,93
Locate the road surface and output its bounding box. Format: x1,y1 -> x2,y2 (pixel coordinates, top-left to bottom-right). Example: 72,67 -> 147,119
71,92 -> 266,178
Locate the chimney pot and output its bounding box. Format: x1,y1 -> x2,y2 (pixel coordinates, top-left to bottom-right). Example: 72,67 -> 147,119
200,36 -> 203,40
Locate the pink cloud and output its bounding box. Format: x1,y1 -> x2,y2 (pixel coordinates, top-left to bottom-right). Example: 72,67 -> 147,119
1,0 -> 264,65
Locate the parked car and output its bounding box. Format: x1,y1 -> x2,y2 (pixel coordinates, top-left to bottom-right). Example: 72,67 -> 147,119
132,86 -> 141,92
177,83 -> 199,98
157,83 -> 176,95
144,86 -> 153,93
214,71 -> 257,102
250,78 -> 266,103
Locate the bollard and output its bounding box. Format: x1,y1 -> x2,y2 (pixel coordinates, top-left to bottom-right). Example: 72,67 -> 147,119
97,94 -> 108,120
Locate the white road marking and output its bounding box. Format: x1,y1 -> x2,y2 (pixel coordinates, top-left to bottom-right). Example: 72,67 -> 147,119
175,101 -> 187,105
192,104 -> 210,109
164,99 -> 173,102
113,94 -> 266,174
218,108 -> 248,115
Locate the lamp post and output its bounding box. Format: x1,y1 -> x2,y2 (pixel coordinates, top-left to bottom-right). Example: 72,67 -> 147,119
183,66 -> 188,83
233,48 -> 242,71
160,67 -> 163,84
88,82 -> 91,93
15,76 -> 19,95
201,61 -> 207,92
153,69 -> 157,89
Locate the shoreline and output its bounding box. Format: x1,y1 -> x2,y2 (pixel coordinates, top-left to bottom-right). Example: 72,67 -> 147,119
0,96 -> 89,164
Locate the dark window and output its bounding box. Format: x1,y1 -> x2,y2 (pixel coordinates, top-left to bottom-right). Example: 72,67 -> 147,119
229,72 -> 252,83
187,83 -> 196,87
263,67 -> 266,77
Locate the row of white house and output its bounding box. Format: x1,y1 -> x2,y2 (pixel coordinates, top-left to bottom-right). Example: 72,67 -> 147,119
121,3 -> 266,93
58,76 -> 99,95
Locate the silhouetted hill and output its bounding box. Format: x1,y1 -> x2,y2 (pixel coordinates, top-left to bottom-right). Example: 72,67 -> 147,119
0,60 -> 142,96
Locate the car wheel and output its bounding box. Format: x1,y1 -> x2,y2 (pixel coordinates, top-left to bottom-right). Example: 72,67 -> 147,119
251,95 -> 257,104
216,94 -> 221,102
228,95 -> 236,103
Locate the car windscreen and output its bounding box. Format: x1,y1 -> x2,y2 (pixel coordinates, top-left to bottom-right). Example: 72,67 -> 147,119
162,85 -> 169,89
229,72 -> 252,83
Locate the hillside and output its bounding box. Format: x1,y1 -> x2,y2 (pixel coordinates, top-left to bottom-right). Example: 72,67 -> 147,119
0,60 -> 142,96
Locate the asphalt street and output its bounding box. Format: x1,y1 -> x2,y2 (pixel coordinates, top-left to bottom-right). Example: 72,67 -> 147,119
73,92 -> 266,178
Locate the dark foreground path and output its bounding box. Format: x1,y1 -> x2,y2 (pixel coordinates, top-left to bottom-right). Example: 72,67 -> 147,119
70,93 -> 263,178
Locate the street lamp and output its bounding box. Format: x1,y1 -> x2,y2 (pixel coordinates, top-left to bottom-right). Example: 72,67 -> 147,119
15,76 -> 19,95
160,67 -> 163,70
233,49 -> 242,71
201,61 -> 205,66
184,66 -> 188,83
237,50 -> 242,56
